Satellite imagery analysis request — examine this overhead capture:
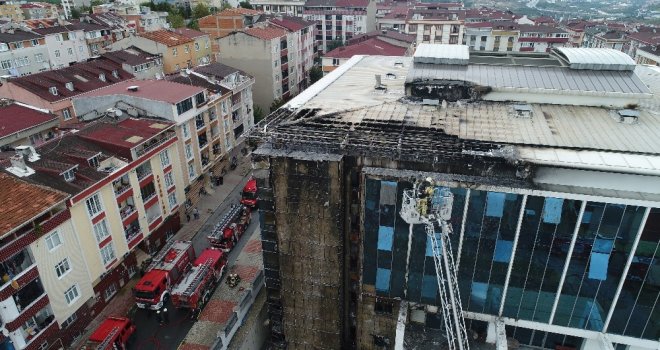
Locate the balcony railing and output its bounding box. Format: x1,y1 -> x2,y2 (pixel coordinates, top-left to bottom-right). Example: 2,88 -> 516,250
134,130 -> 176,158
136,166 -> 152,181
14,278 -> 45,312
114,183 -> 131,197
195,118 -> 205,130
198,137 -> 208,149
21,307 -> 56,348
124,223 -> 141,241
142,191 -> 156,203
1,248 -> 35,286
119,205 -> 136,220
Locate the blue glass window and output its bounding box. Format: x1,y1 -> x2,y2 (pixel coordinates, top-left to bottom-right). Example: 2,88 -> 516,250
376,268 -> 391,293
486,192 -> 506,217
378,226 -> 394,251
493,239 -> 513,263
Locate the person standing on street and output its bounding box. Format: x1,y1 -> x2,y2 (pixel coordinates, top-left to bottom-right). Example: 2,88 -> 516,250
193,207 -> 200,220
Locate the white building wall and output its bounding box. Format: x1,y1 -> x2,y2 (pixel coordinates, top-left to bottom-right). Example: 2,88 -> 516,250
44,30 -> 91,69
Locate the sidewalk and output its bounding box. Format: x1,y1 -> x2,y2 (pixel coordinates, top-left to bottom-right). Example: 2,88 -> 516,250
72,150 -> 253,348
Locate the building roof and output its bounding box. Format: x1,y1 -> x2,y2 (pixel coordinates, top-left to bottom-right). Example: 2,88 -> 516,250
349,29 -> 416,45
304,0 -> 370,7
554,47 -> 636,70
325,38 -> 407,58
9,60 -> 133,103
638,45 -> 660,56
32,24 -> 89,35
81,79 -> 204,104
0,30 -> 42,44
0,172 -> 68,235
269,15 -> 314,32
518,24 -> 567,34
194,62 -> 250,80
414,43 -> 469,64
21,18 -> 59,29
220,7 -> 262,16
172,27 -> 208,39
101,46 -> 161,66
167,73 -> 224,94
243,25 -> 287,40
77,117 -> 173,151
0,101 -> 58,140
140,29 -> 194,47
627,31 -> 660,45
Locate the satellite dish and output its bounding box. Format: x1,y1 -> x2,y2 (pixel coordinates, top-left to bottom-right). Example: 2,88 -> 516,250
115,109 -> 123,117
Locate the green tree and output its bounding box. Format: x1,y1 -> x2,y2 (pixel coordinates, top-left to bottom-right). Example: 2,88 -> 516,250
192,3 -> 210,18
253,106 -> 265,123
187,19 -> 199,30
270,98 -> 288,112
309,66 -> 322,84
90,0 -> 104,6
238,0 -> 253,9
220,2 -> 232,10
70,7 -> 81,19
326,39 -> 344,52
167,11 -> 185,28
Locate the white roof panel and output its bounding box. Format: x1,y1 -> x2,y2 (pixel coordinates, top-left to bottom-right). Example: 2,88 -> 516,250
554,47 -> 636,71
414,44 -> 469,65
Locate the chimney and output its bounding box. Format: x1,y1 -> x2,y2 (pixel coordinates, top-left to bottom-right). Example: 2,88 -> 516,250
15,145 -> 40,162
10,154 -> 27,172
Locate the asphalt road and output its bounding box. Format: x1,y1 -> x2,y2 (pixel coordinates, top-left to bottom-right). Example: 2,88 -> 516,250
128,175 -> 257,350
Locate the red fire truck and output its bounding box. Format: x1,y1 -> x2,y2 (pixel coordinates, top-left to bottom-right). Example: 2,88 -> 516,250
207,204 -> 252,252
171,248 -> 227,313
83,317 -> 135,350
240,177 -> 258,208
133,240 -> 195,310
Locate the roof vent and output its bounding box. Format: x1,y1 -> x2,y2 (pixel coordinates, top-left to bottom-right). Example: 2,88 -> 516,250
617,109 -> 639,124
15,145 -> 40,162
65,82 -> 74,91
127,85 -> 139,92
512,104 -> 533,118
7,153 -> 34,177
374,74 -> 386,91
49,86 -> 58,95
99,73 -> 106,82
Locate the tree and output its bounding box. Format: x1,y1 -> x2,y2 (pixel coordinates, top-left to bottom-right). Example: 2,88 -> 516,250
253,106 -> 265,123
90,0 -> 104,6
167,11 -> 185,28
192,3 -> 210,19
187,19 -> 199,30
326,39 -> 344,52
309,66 -> 322,84
238,0 -> 253,9
270,98 -> 285,112
70,7 -> 81,19
220,2 -> 232,10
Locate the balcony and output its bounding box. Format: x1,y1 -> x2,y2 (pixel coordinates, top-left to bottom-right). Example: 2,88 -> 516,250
124,220 -> 141,243
146,204 -> 162,226
209,110 -> 218,121
211,125 -> 220,140
140,182 -> 157,205
118,197 -> 136,221
212,143 -> 221,156
280,48 -> 288,57
16,305 -> 56,348
198,134 -> 208,149
281,61 -> 288,72
136,163 -> 152,181
195,114 -> 205,130
134,129 -> 176,158
14,278 -> 46,314
113,174 -> 131,198
1,248 -> 36,288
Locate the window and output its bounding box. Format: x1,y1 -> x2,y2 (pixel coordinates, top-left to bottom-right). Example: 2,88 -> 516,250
184,45 -> 189,53
31,39 -> 39,46
45,231 -> 62,251
14,41 -> 23,48
34,53 -> 43,62
14,57 -> 29,67
93,219 -> 110,242
164,172 -> 175,188
160,149 -> 170,167
195,92 -> 205,106
172,47 -> 177,56
62,108 -> 72,120
0,43 -> 8,52
182,123 -> 190,139
195,42 -> 200,51
1,59 -> 11,69
185,143 -> 193,160
61,314 -> 77,329
55,50 -> 60,58
176,97 -> 193,115
188,162 -> 195,179
168,192 -> 177,209
88,155 -> 99,168
103,283 -> 117,301
100,242 -> 116,265
55,258 -> 71,278
112,69 -> 119,78
79,45 -> 84,52
67,48 -> 73,55
63,169 -> 75,182
64,285 -> 80,305
332,58 -> 340,66
98,73 -> 106,82
85,193 -> 102,217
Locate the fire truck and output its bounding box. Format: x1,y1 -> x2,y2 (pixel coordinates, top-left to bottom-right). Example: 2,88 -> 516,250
133,240 -> 195,310
171,248 -> 227,313
207,204 -> 252,252
240,177 -> 258,208
83,317 -> 135,350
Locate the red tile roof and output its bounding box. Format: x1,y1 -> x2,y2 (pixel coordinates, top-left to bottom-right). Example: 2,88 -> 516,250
78,118 -> 174,150
0,172 -> 68,235
140,29 -> 194,47
80,79 -> 204,104
9,60 -> 133,103
172,28 -> 209,39
243,25 -> 287,40
628,31 -> 660,45
324,38 -> 407,58
0,102 -> 58,140
269,16 -> 315,32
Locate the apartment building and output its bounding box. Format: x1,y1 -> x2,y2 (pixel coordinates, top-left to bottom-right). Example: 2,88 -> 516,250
0,60 -> 133,125
627,30 -> 660,63
250,0 -> 305,16
110,29 -> 209,73
592,30 -> 630,51
561,20 -> 592,48
71,79 -> 228,211
218,18 -> 314,111
198,8 -> 264,53
100,47 -> 164,79
251,46 -> 660,350
0,172 -> 90,350
3,116 -> 185,331
636,46 -> 659,66
0,3 -> 24,21
516,24 -> 569,52
302,0 -> 376,53
0,100 -> 59,149
0,29 -> 49,76
465,22 -> 568,53
172,28 -> 212,66
404,9 -> 464,45
376,7 -> 408,32
32,25 -> 91,69
20,2 -> 58,20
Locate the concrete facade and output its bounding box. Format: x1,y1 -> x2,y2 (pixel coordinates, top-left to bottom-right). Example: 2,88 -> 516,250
0,32 -> 49,77
37,29 -> 91,69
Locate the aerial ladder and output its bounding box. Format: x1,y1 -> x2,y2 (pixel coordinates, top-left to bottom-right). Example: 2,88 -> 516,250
399,178 -> 470,350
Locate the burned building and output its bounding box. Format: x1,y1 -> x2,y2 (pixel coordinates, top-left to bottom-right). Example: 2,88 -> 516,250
251,44 -> 660,350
